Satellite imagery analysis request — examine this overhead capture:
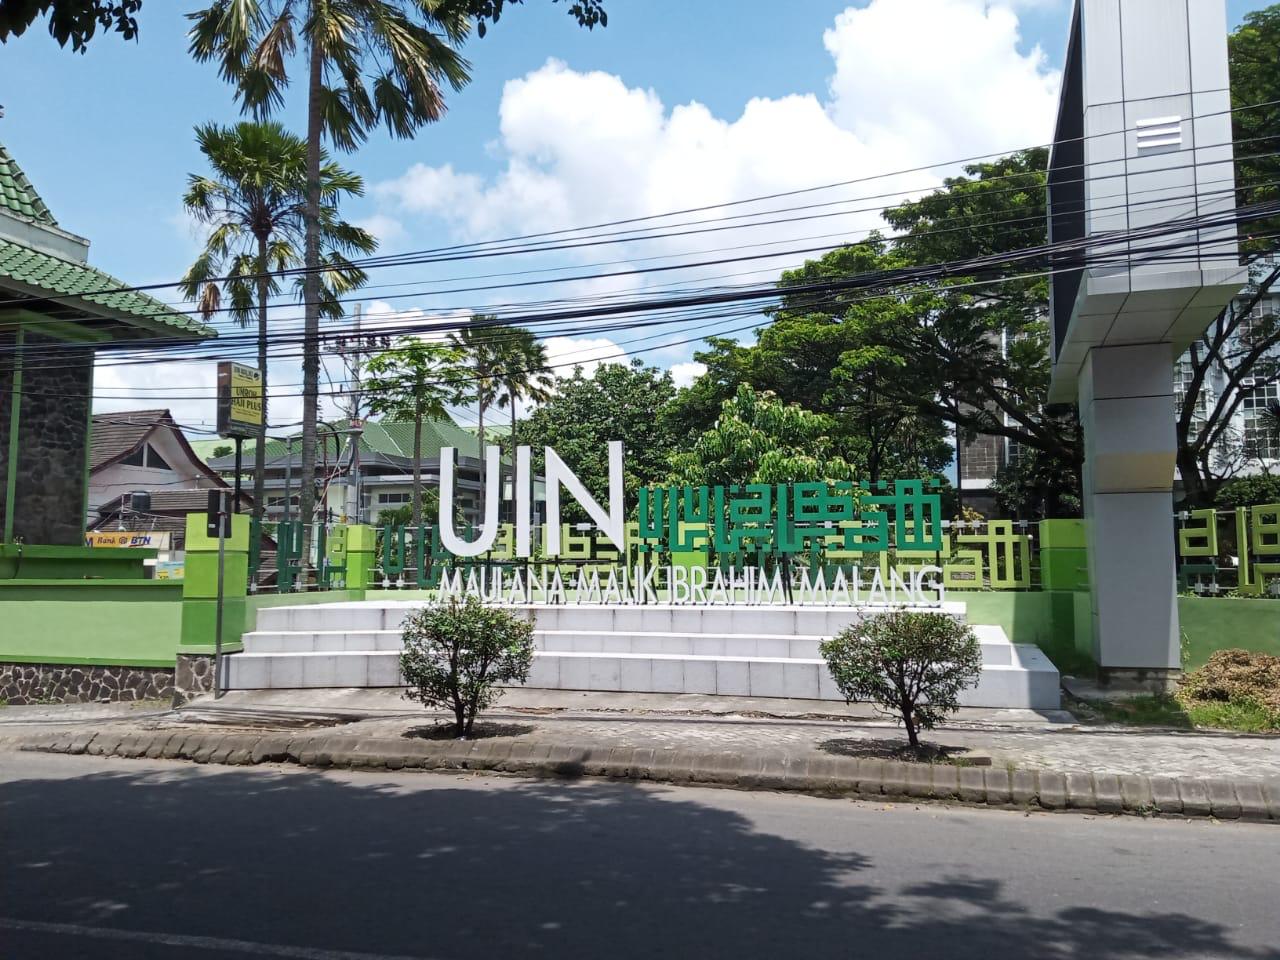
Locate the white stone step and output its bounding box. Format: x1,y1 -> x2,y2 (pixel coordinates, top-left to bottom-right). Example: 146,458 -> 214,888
241,627 -> 1016,665
252,601 -> 966,637
224,642 -> 1060,709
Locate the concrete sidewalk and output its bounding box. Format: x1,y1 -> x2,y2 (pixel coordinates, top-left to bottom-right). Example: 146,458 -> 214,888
3,688 -> 1279,822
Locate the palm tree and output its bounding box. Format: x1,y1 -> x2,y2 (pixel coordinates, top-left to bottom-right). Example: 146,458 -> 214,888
450,317 -> 505,512
188,0 -> 472,563
178,120 -> 376,525
364,339 -> 465,529
494,325 -> 554,496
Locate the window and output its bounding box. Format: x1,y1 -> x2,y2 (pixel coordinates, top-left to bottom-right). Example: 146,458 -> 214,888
1239,380 -> 1280,413
145,445 -> 172,470
1243,416 -> 1280,460
377,492 -> 411,505
1174,360 -> 1210,435
119,443 -> 173,470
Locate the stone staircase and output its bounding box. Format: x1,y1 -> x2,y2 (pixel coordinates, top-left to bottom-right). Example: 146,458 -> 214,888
225,601 -> 1061,710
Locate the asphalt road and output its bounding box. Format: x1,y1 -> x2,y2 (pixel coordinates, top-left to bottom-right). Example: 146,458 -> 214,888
2,752 -> 1278,960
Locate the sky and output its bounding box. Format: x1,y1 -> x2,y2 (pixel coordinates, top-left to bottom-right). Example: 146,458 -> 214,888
0,0 -> 1272,435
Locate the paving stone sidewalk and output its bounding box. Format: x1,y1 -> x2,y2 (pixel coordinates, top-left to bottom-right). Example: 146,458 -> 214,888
2,692 -> 1278,822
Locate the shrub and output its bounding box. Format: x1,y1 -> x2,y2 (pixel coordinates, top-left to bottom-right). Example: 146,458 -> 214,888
399,596 -> 535,738
1177,648 -> 1280,722
820,610 -> 983,750
1214,475 -> 1280,510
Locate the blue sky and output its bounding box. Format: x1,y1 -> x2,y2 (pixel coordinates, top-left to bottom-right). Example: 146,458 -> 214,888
0,0 -> 1272,429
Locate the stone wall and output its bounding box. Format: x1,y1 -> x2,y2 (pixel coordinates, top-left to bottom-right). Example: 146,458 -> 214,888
0,331 -> 93,545
0,661 -> 174,705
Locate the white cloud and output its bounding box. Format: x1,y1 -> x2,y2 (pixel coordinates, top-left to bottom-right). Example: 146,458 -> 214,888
543,335 -> 626,378
354,214 -> 408,249
371,0 -> 1061,382
823,1 -> 1059,160
669,361 -> 707,389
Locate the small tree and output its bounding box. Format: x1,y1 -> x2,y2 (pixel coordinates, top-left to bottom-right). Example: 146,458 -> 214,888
820,610 -> 982,751
399,597 -> 534,738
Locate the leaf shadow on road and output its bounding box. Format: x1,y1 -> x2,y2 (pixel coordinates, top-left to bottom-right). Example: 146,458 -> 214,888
1,761 -> 1276,960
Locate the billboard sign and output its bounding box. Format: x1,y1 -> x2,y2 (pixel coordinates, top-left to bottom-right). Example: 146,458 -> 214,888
216,362 -> 264,438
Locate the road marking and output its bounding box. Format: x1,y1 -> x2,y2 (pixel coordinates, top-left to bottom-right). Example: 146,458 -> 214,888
0,918 -> 437,960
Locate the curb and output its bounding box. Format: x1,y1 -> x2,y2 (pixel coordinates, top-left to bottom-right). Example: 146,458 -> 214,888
13,728 -> 1280,822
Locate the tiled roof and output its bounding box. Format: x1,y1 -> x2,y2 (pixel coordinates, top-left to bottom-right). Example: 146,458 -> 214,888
0,238 -> 212,336
0,143 -> 56,225
89,409 -> 170,471
208,415 -> 483,470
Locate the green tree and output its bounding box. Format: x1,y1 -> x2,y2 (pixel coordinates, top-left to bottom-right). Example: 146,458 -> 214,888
178,120 -> 375,523
0,0 -> 139,50
399,596 -> 535,738
515,359 -> 679,513
492,325 -> 554,498
364,338 -> 465,529
450,317 -> 505,510
820,610 -> 982,752
1230,5 -> 1280,255
189,0 -> 607,572
668,384 -> 856,489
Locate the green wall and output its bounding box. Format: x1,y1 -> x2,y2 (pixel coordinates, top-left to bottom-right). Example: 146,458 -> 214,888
1178,596 -> 1280,669
0,580 -> 183,667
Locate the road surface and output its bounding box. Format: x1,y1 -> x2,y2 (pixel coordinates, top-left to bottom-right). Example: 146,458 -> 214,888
2,752 -> 1277,959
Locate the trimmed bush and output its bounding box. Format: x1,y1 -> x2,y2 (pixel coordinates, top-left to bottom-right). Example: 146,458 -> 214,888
820,610 -> 982,750
399,596 -> 535,738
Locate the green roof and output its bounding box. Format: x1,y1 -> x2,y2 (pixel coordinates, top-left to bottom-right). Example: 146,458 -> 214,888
212,415 -> 483,467
0,238 -> 212,336
0,143 -> 56,225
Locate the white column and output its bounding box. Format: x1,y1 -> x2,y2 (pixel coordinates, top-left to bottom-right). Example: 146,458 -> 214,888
1079,343 -> 1180,685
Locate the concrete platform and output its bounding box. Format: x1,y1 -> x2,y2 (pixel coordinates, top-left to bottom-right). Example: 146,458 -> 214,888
225,601 -> 1061,710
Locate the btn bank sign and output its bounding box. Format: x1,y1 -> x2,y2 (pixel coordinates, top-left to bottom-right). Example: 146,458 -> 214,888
428,442 -> 948,606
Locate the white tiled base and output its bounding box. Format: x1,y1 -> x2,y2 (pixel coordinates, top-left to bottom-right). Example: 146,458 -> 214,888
228,601 -> 1061,709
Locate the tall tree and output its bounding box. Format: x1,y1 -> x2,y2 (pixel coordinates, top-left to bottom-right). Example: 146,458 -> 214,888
188,0 -> 607,577
668,384 -> 856,489
516,359 -> 680,513
450,317 -> 504,511
1230,5 -> 1280,256
0,0 -> 139,49
493,325 -> 554,496
364,338 -> 465,529
178,120 -> 375,523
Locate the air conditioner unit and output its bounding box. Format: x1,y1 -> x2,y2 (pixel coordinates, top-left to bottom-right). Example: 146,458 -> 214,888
1242,377 -> 1257,388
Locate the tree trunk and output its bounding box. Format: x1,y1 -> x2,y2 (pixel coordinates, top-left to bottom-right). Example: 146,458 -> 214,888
254,235 -> 270,527
412,399 -> 424,530
297,14 -> 324,584
903,704 -> 920,750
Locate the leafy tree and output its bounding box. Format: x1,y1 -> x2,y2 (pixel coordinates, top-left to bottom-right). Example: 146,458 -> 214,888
989,446 -> 1082,520
491,325 -> 554,499
1230,5 -> 1280,255
668,384 -> 856,488
189,0 -> 607,574
211,443 -> 234,459
365,339 -> 466,529
179,121 -> 375,523
1214,474 -> 1280,510
820,610 -> 982,752
450,317 -> 506,509
1175,262 -> 1280,507
515,359 -> 679,513
0,0 -> 139,50
399,596 -> 535,738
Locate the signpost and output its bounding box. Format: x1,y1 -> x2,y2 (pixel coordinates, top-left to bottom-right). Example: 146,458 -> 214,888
207,489 -> 231,698
216,361 -> 264,514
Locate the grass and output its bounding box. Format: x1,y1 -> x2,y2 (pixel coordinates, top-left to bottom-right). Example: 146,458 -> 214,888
1072,694 -> 1280,733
